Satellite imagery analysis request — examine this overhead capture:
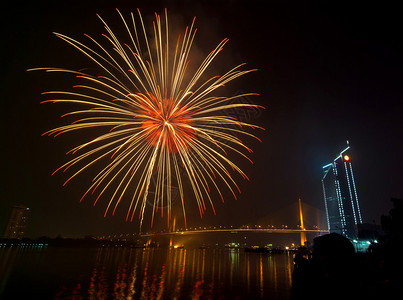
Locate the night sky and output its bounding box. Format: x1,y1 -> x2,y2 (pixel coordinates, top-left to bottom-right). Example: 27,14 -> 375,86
1,0 -> 402,238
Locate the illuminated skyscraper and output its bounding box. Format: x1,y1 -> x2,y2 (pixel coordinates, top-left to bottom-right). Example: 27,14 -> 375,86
3,205 -> 30,239
321,141 -> 362,239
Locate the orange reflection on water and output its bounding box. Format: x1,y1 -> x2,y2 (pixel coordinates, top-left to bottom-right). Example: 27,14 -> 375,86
173,249 -> 186,298
259,254 -> 264,298
49,247 -> 294,299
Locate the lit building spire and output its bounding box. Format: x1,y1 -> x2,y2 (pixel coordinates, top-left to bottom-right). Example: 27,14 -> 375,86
321,142 -> 363,239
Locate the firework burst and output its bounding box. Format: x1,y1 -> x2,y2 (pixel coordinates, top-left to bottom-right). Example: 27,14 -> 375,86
32,9 -> 264,228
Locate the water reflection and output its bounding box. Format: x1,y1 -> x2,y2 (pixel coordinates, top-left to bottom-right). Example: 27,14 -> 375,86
0,247 -> 19,294
84,248 -> 292,299
1,247 -> 293,299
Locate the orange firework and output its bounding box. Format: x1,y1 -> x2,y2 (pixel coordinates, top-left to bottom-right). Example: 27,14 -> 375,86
136,93 -> 195,153
31,9 -> 264,228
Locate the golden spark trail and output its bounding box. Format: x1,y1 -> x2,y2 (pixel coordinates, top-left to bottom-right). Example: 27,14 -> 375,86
32,9 -> 264,229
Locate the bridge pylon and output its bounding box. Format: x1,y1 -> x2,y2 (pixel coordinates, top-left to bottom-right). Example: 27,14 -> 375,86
299,198 -> 307,246
169,218 -> 176,248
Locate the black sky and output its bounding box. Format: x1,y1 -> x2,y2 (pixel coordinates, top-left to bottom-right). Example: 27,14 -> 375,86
1,0 -> 402,238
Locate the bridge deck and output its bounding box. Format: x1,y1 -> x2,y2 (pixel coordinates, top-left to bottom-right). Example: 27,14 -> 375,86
140,228 -> 329,237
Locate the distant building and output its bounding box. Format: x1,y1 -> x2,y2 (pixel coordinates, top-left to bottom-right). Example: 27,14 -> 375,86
3,205 -> 30,239
321,141 -> 363,239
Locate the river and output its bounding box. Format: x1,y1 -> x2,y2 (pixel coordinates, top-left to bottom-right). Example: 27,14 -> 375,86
0,246 -> 294,299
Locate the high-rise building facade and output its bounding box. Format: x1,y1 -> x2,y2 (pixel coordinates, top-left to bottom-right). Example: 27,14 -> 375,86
3,205 -> 30,239
321,142 -> 362,239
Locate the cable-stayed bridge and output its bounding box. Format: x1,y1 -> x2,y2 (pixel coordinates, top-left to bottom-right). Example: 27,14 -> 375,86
140,226 -> 328,236
99,199 -> 329,246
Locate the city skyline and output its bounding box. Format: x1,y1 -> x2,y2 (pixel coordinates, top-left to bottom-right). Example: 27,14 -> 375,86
1,1 -> 402,238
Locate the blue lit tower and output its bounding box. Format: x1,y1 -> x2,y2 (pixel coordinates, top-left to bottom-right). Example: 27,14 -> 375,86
321,141 -> 362,239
